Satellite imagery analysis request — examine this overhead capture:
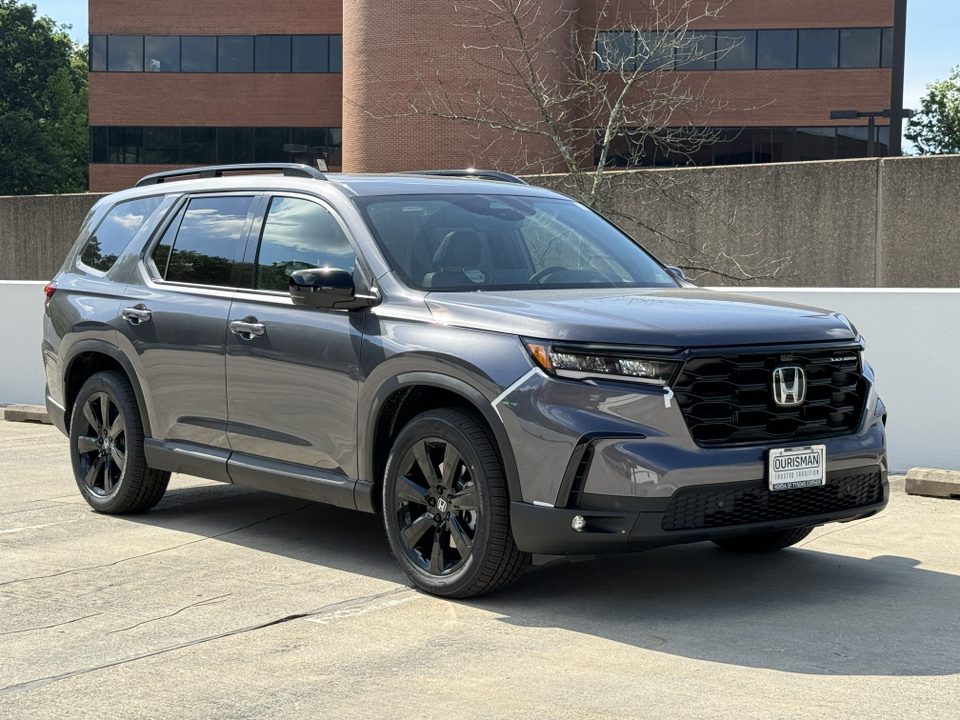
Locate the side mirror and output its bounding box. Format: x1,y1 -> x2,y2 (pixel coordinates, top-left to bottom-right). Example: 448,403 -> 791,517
666,265 -> 688,282
288,267 -> 379,310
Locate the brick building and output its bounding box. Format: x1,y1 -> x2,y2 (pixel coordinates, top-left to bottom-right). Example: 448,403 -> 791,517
88,0 -> 904,191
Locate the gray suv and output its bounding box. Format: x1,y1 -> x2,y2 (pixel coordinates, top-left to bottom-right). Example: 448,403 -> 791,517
43,164 -> 888,598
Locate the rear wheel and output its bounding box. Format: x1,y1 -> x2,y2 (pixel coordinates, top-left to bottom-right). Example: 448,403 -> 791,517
382,408 -> 526,598
711,526 -> 814,553
69,371 -> 170,514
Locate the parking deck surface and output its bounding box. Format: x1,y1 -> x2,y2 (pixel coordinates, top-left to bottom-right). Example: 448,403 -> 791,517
1,421 -> 958,718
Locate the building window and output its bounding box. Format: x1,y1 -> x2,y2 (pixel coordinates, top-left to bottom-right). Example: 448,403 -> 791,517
218,36 -> 254,73
881,27 -> 895,69
145,36 -> 180,72
716,30 -> 756,70
678,31 -> 716,70
292,35 -> 329,72
255,35 -> 291,72
90,34 -> 344,73
90,126 -> 343,166
182,36 -> 217,72
107,35 -> 143,72
840,28 -> 882,68
798,29 -> 839,69
596,31 -> 636,72
757,30 -> 797,69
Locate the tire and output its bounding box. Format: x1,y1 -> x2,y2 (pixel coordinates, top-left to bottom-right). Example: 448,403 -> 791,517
382,408 -> 527,598
711,526 -> 814,553
69,370 -> 170,514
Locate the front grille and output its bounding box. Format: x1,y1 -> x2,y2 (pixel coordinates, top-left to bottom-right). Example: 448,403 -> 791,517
661,470 -> 883,531
673,347 -> 867,446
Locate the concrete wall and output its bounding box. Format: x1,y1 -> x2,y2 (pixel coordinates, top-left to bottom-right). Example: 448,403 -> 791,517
0,193 -> 105,281
4,279 -> 957,473
531,154 -> 960,288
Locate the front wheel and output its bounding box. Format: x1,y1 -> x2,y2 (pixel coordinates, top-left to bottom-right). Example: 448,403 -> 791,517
69,370 -> 170,514
382,408 -> 526,598
711,526 -> 814,553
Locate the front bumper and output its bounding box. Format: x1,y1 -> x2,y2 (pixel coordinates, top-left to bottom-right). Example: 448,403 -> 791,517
510,463 -> 888,555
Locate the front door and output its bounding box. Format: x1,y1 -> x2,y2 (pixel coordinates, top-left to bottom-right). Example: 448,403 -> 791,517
225,194 -> 364,477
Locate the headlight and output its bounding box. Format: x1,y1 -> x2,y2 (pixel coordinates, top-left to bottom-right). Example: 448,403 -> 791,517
524,339 -> 680,386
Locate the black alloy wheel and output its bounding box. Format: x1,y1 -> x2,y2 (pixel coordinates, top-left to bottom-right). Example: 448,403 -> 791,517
75,391 -> 126,497
383,408 -> 526,598
70,371 -> 170,514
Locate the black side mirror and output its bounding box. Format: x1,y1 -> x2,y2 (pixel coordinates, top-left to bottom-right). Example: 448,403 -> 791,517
288,267 -> 379,310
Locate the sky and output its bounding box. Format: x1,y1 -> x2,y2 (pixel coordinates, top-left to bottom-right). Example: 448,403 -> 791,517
26,0 -> 960,123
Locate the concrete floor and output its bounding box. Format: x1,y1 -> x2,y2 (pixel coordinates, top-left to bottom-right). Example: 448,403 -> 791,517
1,421 -> 958,719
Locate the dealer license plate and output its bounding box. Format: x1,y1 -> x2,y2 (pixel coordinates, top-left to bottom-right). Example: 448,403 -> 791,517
768,445 -> 826,491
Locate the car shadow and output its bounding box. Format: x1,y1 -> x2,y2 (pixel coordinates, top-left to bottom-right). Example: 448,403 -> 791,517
127,482 -> 959,678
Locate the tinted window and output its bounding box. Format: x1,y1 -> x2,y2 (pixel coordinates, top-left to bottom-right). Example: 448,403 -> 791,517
881,27 -> 894,68
161,197 -> 254,287
181,128 -> 217,164
108,126 -> 143,163
840,28 -> 881,68
329,34 -> 343,73
255,128 -> 288,162
292,35 -> 328,72
182,36 -> 217,72
796,127 -> 836,161
638,31 -> 674,71
144,127 -> 181,164
798,29 -> 839,69
356,195 -> 678,291
218,127 -> 255,164
757,30 -> 796,69
255,198 -> 355,292
716,30 -> 756,70
107,35 -> 143,71
145,36 -> 180,72
90,35 -> 107,71
679,31 -> 715,70
90,126 -> 109,163
218,36 -> 253,72
81,197 -> 164,272
597,31 -> 635,72
255,35 -> 291,72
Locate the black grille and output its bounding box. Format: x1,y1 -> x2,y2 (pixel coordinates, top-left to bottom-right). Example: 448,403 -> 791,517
673,347 -> 867,446
661,470 -> 883,531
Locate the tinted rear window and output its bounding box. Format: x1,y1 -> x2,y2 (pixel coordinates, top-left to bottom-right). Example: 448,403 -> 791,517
153,196 -> 254,287
80,196 -> 164,272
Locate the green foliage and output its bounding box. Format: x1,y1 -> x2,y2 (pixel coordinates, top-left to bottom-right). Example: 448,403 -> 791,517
0,0 -> 88,194
905,67 -> 960,156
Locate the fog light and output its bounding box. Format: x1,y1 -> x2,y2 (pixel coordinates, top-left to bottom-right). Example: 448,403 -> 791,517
571,515 -> 587,532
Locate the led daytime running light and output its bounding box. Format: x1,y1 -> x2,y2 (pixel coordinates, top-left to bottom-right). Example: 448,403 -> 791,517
525,341 -> 678,385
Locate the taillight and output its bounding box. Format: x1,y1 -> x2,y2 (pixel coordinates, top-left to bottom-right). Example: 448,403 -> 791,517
44,281 -> 57,309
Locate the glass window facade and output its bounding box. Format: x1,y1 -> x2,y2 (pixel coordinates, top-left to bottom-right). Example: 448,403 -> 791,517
90,34 -> 343,73
90,126 -> 343,167
596,27 -> 892,72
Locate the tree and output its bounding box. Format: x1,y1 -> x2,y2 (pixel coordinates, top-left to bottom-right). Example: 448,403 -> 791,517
905,67 -> 960,156
0,0 -> 88,195
355,0 -> 794,284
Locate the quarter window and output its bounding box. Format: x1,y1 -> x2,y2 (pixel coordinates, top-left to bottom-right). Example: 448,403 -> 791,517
255,198 -> 355,292
80,197 -> 164,272
154,196 -> 255,287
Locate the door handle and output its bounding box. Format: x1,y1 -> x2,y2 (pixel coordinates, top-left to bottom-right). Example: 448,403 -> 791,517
230,317 -> 266,340
122,305 -> 152,325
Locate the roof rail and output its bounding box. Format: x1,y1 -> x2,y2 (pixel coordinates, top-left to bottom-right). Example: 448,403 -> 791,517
399,169 -> 528,185
135,163 -> 328,187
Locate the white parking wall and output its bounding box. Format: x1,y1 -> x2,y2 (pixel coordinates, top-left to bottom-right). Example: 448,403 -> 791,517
1,281 -> 47,406
1,281 -> 956,472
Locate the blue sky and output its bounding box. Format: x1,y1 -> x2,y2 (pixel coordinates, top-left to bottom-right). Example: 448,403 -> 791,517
28,0 -> 960,120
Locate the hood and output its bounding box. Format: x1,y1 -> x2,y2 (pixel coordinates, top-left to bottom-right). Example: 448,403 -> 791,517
425,288 -> 858,348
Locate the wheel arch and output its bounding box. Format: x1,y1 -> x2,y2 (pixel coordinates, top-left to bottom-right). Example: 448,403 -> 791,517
359,371 -> 522,513
63,341 -> 152,437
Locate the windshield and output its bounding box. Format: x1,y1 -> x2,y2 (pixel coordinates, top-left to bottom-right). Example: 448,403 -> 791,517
354,194 -> 678,292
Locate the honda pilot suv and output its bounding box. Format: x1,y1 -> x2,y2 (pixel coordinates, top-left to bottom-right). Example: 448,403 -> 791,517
42,164 -> 888,598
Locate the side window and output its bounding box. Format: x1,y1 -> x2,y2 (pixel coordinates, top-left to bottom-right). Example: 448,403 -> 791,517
152,196 -> 254,287
80,196 -> 164,272
254,197 -> 356,292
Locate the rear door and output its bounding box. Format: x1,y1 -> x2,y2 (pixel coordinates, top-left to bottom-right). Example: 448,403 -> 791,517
225,193 -> 365,480
119,194 -> 259,459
